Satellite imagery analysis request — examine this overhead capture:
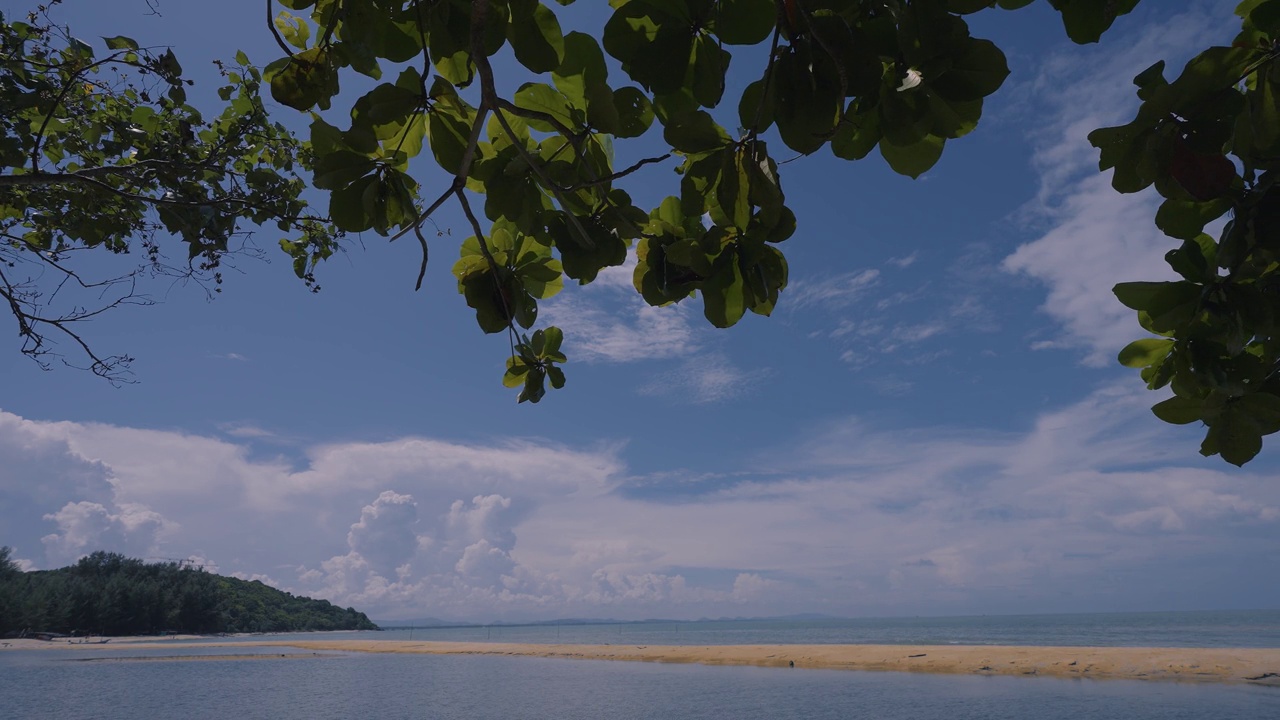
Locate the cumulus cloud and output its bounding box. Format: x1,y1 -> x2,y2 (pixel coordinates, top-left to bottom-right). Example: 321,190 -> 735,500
2,382 -> 1278,621
346,491 -> 421,578
41,500 -> 169,566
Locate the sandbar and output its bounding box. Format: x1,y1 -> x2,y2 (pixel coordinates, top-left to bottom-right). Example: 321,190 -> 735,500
9,638 -> 1276,684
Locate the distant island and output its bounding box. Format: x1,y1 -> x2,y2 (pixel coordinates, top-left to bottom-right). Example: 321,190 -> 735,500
0,548 -> 379,637
376,613 -> 840,628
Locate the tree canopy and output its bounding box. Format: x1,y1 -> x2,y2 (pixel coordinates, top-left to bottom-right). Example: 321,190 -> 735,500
1,0 -> 1278,465
0,549 -> 379,636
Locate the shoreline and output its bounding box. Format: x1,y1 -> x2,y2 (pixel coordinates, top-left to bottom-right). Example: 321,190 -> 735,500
5,638 -> 1277,684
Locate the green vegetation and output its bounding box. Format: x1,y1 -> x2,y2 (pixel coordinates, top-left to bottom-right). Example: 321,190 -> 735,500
0,548 -> 379,636
2,1 -> 1280,463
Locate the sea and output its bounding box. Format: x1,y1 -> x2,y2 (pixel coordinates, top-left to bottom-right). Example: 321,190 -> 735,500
1,610 -> 1277,719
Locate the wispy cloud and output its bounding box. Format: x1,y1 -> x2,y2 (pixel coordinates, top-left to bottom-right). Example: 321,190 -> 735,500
218,422 -> 291,441
788,269 -> 881,309
540,256 -> 700,363
1002,7 -> 1232,365
887,251 -> 919,269
638,353 -> 770,404
793,239 -> 1001,370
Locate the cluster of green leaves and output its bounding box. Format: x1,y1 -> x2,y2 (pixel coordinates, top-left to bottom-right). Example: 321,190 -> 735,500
0,4 -> 335,378
266,0 -> 1138,402
1099,1 -> 1280,466
0,550 -> 378,636
20,0 -> 1276,467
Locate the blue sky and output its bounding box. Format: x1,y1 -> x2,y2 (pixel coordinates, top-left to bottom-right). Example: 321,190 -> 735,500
1,0 -> 1277,622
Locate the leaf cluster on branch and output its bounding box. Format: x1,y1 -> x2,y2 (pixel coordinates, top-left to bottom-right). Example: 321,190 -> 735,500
5,0 -> 1280,465
0,1 -> 335,381
1100,0 -> 1280,465
261,0 -> 1038,404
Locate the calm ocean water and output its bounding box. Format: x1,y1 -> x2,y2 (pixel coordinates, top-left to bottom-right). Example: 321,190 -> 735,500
225,609 -> 1280,648
2,611 -> 1276,719
1,648 -> 1278,720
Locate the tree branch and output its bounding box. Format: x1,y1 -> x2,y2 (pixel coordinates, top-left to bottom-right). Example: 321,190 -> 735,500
266,0 -> 298,58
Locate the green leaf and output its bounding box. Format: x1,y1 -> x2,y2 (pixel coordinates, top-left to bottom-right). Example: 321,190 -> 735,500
312,151 -> 377,190
1088,123 -> 1157,194
663,110 -> 730,153
269,48 -> 337,111
715,149 -> 752,228
553,32 -> 619,132
1049,0 -> 1141,44
1118,338 -> 1173,368
947,0 -> 999,13
1164,235 -> 1216,283
518,368 -> 547,403
329,175 -> 377,232
702,250 -> 747,328
1155,197 -> 1231,241
1203,404 -> 1264,466
549,214 -> 627,282
880,135 -> 946,178
426,104 -> 473,174
690,35 -> 730,108
774,42 -> 842,154
273,13 -> 310,51
831,106 -> 881,160
613,86 -> 655,137
1152,395 -> 1203,425
1113,281 -> 1200,314
514,82 -> 577,131
713,0 -> 775,45
548,366 -> 566,389
746,145 -> 785,229
603,0 -> 698,95
102,35 -> 139,51
508,0 -> 566,73
930,39 -> 1010,102
1237,393 -> 1280,435
540,326 -> 565,357
504,357 -> 532,387
738,77 -> 775,134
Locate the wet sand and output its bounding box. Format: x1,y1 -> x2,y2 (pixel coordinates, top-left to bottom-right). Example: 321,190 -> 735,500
8,638 -> 1276,684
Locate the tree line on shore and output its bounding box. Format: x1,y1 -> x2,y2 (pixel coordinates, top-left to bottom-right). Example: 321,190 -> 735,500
0,547 -> 378,636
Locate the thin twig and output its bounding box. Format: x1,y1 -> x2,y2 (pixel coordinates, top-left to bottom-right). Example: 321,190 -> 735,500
556,153 -> 671,192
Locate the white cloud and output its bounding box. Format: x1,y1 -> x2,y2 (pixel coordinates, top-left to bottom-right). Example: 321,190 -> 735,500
2,382 -> 1277,620
41,500 -> 169,565
789,269 -> 881,308
796,241 -> 1000,369
1002,7 -> 1232,364
541,254 -> 699,363
887,252 -> 919,269
346,491 -> 421,578
638,353 -> 770,403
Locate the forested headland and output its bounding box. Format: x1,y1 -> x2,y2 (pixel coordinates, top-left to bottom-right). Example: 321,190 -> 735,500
0,548 -> 379,636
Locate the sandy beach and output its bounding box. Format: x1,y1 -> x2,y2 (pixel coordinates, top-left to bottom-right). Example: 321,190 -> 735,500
5,637 -> 1277,684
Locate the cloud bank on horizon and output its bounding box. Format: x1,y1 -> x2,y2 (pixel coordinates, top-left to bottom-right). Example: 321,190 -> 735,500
3,379 -> 1276,621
